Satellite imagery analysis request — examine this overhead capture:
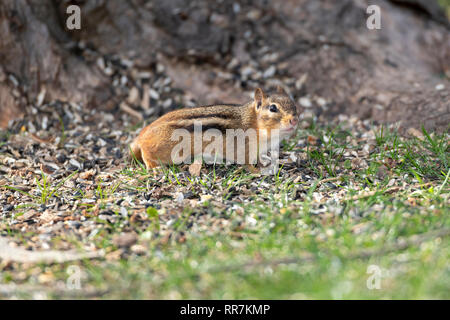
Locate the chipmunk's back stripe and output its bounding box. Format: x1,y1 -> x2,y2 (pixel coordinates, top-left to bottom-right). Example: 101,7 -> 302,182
170,122 -> 233,133
180,113 -> 234,120
198,104 -> 241,108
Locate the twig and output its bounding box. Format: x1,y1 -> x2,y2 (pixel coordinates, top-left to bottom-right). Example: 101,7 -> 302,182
0,238 -> 104,264
0,283 -> 108,298
317,176 -> 341,185
120,102 -> 143,121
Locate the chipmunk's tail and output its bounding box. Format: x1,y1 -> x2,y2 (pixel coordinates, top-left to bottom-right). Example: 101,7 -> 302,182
130,141 -> 143,163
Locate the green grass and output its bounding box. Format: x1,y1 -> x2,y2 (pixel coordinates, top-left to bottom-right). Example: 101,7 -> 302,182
35,171 -> 78,204
1,122 -> 448,299
0,130 -> 10,149
438,0 -> 450,18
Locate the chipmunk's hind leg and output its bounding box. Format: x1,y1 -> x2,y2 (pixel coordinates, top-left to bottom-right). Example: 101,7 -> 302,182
130,141 -> 143,163
130,141 -> 158,171
141,147 -> 159,169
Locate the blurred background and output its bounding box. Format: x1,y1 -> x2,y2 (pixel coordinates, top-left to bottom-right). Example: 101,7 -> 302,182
0,0 -> 449,131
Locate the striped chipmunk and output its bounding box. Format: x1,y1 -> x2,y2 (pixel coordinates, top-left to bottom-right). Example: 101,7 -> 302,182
130,87 -> 300,172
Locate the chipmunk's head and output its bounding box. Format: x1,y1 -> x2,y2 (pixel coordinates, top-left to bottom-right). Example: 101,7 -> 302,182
254,87 -> 299,137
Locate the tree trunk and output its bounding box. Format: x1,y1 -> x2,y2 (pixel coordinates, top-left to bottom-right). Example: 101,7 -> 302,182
0,0 -> 112,128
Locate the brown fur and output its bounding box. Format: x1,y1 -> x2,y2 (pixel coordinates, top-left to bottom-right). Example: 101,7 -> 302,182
130,87 -> 298,168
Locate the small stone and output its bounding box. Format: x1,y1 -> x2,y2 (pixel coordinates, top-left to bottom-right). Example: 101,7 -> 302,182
69,159 -> 82,170
127,87 -> 140,105
97,138 -> 107,147
163,98 -> 172,109
376,165 -> 389,179
387,179 -> 396,187
120,207 -> 128,218
13,161 -> 26,169
241,66 -> 254,79
233,3 -> 241,13
316,97 -> 327,107
295,74 -> 308,90
36,88 -> 46,107
289,153 -> 297,162
112,232 -> 138,248
351,158 -> 362,169
80,169 -> 96,180
299,97 -> 312,108
263,66 -> 276,78
245,216 -> 257,227
247,9 -> 262,20
3,204 -> 14,212
183,191 -> 195,199
3,157 -> 15,165
407,127 -> 424,139
149,89 -> 160,100
156,63 -> 165,73
200,195 -> 213,203
67,221 -> 82,229
56,154 -> 67,164
299,120 -> 311,129
131,244 -> 147,255
175,192 -> 184,203
97,57 -> 106,70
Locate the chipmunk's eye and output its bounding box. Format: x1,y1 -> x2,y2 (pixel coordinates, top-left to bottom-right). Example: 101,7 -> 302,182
269,104 -> 278,113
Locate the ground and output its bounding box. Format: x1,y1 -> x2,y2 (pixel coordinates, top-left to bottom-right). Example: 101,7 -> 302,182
0,97 -> 448,299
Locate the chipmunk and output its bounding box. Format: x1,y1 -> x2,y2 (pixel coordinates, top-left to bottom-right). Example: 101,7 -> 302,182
130,87 -> 299,169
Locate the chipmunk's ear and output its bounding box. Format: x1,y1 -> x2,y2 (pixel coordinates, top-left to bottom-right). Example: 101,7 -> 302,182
254,88 -> 266,109
276,85 -> 287,96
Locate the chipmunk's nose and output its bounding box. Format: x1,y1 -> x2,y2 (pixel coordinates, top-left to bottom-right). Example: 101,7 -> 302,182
290,117 -> 298,126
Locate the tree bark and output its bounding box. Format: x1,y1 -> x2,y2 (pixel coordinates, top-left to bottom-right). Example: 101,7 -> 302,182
0,0 -> 111,128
